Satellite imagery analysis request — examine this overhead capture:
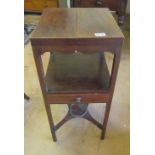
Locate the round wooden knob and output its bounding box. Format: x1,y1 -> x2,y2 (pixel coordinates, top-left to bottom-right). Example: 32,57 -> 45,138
96,0 -> 103,6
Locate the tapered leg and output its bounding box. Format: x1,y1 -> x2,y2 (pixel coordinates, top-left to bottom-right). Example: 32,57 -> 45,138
101,102 -> 111,139
118,15 -> 125,26
117,0 -> 127,26
45,103 -> 57,141
24,93 -> 30,100
32,47 -> 57,142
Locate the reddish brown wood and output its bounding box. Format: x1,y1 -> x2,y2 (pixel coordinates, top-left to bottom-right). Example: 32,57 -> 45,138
31,8 -> 124,141
101,53 -> 121,139
46,93 -> 110,104
24,0 -> 58,13
32,46 -> 57,141
55,105 -> 103,131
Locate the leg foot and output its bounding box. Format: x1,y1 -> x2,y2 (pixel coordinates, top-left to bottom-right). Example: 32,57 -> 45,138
51,128 -> 57,142
100,133 -> 105,140
101,103 -> 111,140
24,93 -> 30,100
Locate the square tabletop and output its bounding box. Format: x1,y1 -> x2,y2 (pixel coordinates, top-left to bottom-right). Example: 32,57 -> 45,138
31,8 -> 124,39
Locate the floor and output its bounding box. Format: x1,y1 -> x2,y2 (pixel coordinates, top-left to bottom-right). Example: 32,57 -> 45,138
24,13 -> 130,155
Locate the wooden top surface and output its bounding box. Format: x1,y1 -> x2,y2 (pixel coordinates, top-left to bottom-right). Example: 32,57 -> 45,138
31,8 -> 124,39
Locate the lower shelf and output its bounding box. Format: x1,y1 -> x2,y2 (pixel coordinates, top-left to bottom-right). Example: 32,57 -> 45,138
54,103 -> 103,131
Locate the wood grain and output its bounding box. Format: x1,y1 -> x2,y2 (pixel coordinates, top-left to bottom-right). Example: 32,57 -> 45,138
31,8 -> 124,141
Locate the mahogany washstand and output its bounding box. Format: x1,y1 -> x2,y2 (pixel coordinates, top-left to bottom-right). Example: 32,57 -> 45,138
31,8 -> 124,141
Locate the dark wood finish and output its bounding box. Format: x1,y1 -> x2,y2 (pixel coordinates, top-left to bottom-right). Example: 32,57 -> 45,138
71,0 -> 127,26
24,93 -> 30,100
46,92 -> 110,104
24,0 -> 58,13
31,8 -> 124,141
54,105 -> 103,131
32,8 -> 123,38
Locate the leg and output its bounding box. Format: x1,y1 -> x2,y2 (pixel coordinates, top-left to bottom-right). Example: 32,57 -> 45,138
101,102 -> 111,139
117,0 -> 127,26
45,103 -> 57,141
98,52 -> 104,82
24,93 -> 30,100
100,53 -> 121,139
32,48 -> 57,141
98,52 -> 103,77
118,14 -> 125,26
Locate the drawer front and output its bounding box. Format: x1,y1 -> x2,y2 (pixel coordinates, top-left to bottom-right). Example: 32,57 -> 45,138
47,93 -> 110,104
73,0 -> 118,11
24,0 -> 58,12
43,0 -> 58,8
74,0 -> 98,7
25,0 -> 43,12
31,38 -> 122,54
97,0 -> 118,10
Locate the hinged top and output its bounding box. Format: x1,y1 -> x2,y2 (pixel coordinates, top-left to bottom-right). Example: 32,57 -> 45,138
31,8 -> 124,39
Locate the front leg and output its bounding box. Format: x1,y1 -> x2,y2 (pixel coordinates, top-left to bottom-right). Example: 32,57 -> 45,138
118,14 -> 125,26
117,0 -> 127,26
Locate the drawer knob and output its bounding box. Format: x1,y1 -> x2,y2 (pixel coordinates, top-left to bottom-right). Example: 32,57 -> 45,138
74,50 -> 78,53
76,97 -> 82,104
96,0 -> 103,6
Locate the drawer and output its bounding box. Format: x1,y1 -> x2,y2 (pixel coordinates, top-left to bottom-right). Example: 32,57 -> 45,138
73,0 -> 118,11
25,0 -> 44,12
46,93 -> 110,104
31,38 -> 121,53
43,0 -> 58,8
24,0 -> 58,12
96,0 -> 117,8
